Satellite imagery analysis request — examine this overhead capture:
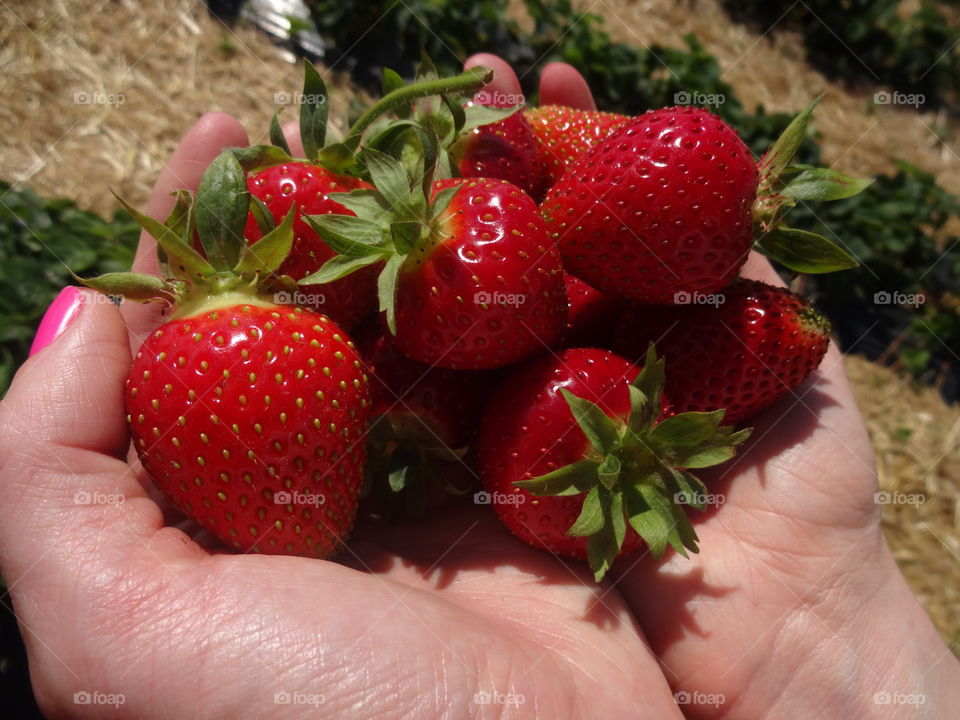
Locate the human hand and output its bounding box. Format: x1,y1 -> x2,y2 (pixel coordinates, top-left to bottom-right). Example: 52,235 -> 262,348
0,84 -> 686,719
466,55 -> 960,718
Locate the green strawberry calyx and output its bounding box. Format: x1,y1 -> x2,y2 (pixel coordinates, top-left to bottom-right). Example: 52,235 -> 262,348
77,150 -> 297,316
231,58 -> 515,184
363,411 -> 469,520
296,139 -> 459,335
752,95 -> 874,274
514,345 -> 751,582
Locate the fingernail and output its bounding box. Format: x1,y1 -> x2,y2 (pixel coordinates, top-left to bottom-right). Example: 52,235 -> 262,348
29,287 -> 83,357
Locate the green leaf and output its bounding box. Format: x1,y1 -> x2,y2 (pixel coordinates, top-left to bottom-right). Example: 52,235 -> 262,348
649,410 -> 725,447
378,253 -> 405,335
629,344 -> 665,427
757,95 -> 822,194
430,185 -> 460,221
299,253 -> 383,285
460,103 -> 520,134
113,194 -> 214,279
514,459 -> 599,496
234,206 -> 295,276
363,148 -> 412,213
567,486 -> 604,536
560,388 -> 622,455
315,142 -> 356,173
441,93 -> 466,136
326,189 -> 392,218
391,220 -> 421,254
586,485 -> 625,581
597,454 -> 622,487
672,470 -> 709,510
381,68 -> 407,114
195,150 -> 249,271
757,226 -> 859,273
248,195 -> 276,236
299,61 -> 329,159
623,483 -> 680,559
388,456 -> 412,493
305,214 -> 386,254
76,271 -> 176,304
230,144 -> 293,173
681,427 -> 752,468
269,111 -> 292,155
780,168 -> 874,202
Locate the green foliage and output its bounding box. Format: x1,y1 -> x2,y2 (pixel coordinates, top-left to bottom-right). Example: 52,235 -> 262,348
0,182 -> 138,396
723,0 -> 959,106
790,163 -> 960,385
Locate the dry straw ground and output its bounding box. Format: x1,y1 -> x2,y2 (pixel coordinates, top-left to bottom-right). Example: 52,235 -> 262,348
1,0 -> 957,649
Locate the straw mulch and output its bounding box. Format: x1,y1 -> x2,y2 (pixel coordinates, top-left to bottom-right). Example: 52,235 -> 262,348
1,0 -> 957,650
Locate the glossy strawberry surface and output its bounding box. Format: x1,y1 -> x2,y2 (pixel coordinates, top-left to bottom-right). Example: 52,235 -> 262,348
246,162 -> 378,328
127,302 -> 370,558
542,107 -> 758,303
476,348 -> 647,560
390,177 -> 567,369
614,279 -> 831,424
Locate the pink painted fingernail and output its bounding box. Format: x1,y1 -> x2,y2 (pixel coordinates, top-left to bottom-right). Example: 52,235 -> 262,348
29,287 -> 83,357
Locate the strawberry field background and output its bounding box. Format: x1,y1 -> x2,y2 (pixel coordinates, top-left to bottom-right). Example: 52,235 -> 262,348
1,0 -> 958,714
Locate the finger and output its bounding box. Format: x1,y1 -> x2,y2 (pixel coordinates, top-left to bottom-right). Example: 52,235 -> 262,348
739,249 -> 786,288
281,119 -> 306,158
0,291 -> 191,584
539,62 -> 596,111
464,53 -> 522,105
123,112 -> 249,349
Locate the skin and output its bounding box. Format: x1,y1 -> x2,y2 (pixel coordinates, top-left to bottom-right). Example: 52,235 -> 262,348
0,61 -> 958,719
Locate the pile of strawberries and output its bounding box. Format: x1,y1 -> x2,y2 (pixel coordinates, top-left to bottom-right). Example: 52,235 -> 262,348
86,61 -> 869,580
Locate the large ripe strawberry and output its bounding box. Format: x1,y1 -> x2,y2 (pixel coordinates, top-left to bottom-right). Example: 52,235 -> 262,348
452,99 -> 546,202
524,104 -> 628,188
541,106 -> 759,303
85,151 -> 371,558
245,162 -> 377,329
613,279 -> 831,425
354,320 -> 491,517
304,154 -> 567,370
476,346 -> 749,580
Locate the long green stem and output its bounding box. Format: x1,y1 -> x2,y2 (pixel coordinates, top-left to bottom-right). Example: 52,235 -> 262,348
344,66 -> 493,143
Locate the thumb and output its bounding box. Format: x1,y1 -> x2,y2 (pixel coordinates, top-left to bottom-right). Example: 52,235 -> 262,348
0,289 -> 169,579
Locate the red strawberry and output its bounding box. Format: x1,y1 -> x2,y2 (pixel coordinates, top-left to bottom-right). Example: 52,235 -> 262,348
613,279 -> 831,425
129,303 -> 370,557
524,104 -> 629,188
85,150 -> 371,559
476,346 -> 748,580
541,106 -> 758,303
307,166 -> 568,370
558,272 -> 623,349
452,101 -> 546,202
354,320 -> 491,516
245,162 -> 377,328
